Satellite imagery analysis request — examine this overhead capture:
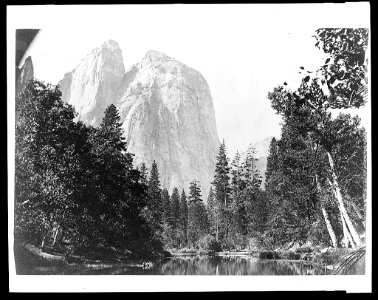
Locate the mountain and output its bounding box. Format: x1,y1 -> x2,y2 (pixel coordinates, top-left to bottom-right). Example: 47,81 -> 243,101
59,40 -> 125,127
59,42 -> 220,197
16,56 -> 34,96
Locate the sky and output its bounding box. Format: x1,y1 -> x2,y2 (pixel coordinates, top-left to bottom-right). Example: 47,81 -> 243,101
13,3 -> 370,157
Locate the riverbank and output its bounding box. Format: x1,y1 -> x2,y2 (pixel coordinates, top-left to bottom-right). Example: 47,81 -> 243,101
166,244 -> 365,274
13,241 -> 365,275
13,242 -> 166,275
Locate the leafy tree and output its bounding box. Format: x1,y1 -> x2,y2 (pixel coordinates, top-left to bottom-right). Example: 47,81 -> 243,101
266,28 -> 368,248
15,80 -> 90,248
314,28 -> 369,108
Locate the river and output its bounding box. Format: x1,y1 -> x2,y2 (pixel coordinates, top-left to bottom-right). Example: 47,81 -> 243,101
27,256 -> 330,275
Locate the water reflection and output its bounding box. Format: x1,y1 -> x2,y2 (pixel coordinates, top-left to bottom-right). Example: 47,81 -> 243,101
28,256 -> 329,275
156,256 -> 328,275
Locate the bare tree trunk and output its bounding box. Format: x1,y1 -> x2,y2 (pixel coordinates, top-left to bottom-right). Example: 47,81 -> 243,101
40,236 -> 46,251
315,174 -> 338,248
327,178 -> 355,248
326,151 -> 362,246
52,227 -> 59,247
215,215 -> 219,242
344,217 -> 356,248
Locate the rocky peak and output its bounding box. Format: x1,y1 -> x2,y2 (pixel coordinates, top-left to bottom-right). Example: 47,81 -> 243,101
16,56 -> 34,96
59,41 -> 220,197
58,40 -> 125,127
143,50 -> 170,62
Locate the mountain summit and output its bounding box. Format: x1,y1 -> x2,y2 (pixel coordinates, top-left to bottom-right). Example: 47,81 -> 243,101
59,40 -> 125,127
59,41 -> 220,196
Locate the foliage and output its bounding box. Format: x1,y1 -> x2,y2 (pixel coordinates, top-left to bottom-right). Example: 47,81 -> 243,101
15,80 -> 162,257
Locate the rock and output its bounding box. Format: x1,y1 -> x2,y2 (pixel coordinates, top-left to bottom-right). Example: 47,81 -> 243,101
59,44 -> 220,196
59,40 -> 125,127
16,56 -> 34,95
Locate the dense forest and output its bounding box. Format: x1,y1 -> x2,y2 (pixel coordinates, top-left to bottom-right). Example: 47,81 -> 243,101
14,28 -> 368,260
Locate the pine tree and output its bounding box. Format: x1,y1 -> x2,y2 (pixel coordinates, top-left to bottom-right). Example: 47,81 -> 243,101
211,140 -> 231,241
170,188 -> 181,230
187,180 -> 209,247
161,188 -> 171,224
242,145 -> 262,190
147,161 -> 162,228
139,163 -> 148,185
212,140 -> 231,206
265,138 -> 278,187
179,189 -> 189,246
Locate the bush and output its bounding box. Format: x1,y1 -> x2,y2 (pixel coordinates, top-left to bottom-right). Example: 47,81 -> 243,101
247,237 -> 262,251
197,234 -> 222,252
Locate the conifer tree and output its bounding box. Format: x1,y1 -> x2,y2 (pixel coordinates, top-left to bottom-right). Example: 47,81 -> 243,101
187,180 -> 209,247
139,163 -> 148,185
170,188 -> 181,230
211,140 -> 231,241
265,138 -> 278,187
179,189 -> 189,246
147,161 -> 162,229
161,188 -> 171,224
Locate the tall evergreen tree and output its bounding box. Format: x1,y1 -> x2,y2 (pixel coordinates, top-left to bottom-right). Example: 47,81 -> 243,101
179,189 -> 189,246
147,161 -> 162,229
170,188 -> 181,230
211,140 -> 231,241
139,163 -> 148,185
161,188 -> 171,224
265,138 -> 278,187
187,180 -> 209,247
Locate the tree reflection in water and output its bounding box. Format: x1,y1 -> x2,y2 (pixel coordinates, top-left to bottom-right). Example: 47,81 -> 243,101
27,256 -> 330,275
157,256 -> 328,275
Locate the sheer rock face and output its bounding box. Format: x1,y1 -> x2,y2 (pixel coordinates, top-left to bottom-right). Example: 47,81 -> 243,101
118,51 -> 220,197
59,44 -> 220,197
16,56 -> 34,95
58,40 -> 125,127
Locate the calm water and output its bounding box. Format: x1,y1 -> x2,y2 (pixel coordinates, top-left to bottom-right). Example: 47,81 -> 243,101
28,256 -> 330,275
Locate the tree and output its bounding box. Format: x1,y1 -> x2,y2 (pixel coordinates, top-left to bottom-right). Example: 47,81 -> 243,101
139,163 -> 148,185
161,188 -> 171,224
179,189 -> 189,246
211,140 -> 231,241
170,188 -> 181,230
265,138 -> 279,187
314,28 -> 369,108
15,80 -> 90,249
187,180 -> 209,247
89,104 -> 149,249
147,160 -> 162,229
266,28 -> 368,248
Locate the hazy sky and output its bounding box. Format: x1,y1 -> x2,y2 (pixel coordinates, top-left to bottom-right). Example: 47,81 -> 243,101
13,4 -> 370,157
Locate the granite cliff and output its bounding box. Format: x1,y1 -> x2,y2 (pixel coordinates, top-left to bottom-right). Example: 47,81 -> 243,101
59,42 -> 220,197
